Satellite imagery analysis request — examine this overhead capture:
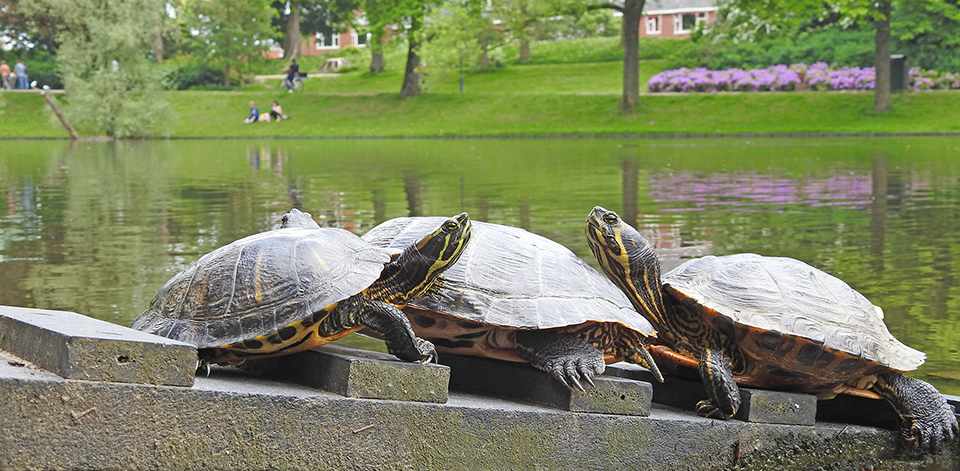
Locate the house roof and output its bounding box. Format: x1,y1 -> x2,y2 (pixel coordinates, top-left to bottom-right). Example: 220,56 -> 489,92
643,0 -> 718,14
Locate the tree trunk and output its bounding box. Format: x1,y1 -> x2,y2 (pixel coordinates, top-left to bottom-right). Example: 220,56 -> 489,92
370,50 -> 386,75
478,40 -> 490,69
400,13 -> 423,97
619,0 -> 643,113
151,27 -> 164,63
369,31 -> 386,75
519,38 -> 531,63
284,1 -> 302,61
224,61 -> 231,87
873,1 -> 892,113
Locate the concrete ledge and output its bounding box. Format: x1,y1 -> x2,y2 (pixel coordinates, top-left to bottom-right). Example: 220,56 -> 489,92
241,343 -> 450,403
0,355 -> 956,471
0,305 -> 196,386
441,353 -> 653,416
606,362 -> 817,425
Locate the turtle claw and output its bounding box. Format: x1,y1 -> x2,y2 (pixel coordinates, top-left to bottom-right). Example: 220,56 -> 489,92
194,359 -> 211,377
583,373 -> 597,388
696,399 -> 734,420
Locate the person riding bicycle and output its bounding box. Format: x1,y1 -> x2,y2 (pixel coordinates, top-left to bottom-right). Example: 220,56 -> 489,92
285,59 -> 300,90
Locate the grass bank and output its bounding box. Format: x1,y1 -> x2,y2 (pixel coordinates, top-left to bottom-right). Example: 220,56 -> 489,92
5,88 -> 960,139
3,56 -> 960,138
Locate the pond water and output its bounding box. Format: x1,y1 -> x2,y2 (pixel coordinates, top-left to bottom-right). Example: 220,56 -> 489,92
2,137 -> 960,395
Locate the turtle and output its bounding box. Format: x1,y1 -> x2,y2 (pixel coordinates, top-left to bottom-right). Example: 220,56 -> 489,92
361,217 -> 662,391
131,208 -> 472,367
585,206 -> 958,453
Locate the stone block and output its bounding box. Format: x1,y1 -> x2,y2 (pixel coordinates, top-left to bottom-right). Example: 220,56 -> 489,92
441,354 -> 652,416
242,343 -> 449,403
606,362 -> 817,425
0,305 -> 196,386
816,392 -> 902,430
735,388 -> 817,425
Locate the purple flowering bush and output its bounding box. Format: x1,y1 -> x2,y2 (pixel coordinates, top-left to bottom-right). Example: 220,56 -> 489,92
649,62 -> 960,93
909,67 -> 960,90
647,65 -> 801,92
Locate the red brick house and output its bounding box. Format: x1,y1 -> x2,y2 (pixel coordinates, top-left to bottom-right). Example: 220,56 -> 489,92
298,27 -> 370,56
641,0 -> 718,39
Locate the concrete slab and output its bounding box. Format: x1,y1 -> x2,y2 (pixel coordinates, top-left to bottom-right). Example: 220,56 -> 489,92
605,362 -> 818,425
0,305 -> 195,386
241,343 -> 450,403
441,354 -> 652,416
0,354 -> 956,471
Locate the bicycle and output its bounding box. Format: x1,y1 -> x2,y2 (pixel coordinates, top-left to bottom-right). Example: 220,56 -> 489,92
279,73 -> 305,93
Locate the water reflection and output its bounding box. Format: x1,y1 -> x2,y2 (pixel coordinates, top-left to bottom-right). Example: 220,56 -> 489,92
1,138 -> 960,394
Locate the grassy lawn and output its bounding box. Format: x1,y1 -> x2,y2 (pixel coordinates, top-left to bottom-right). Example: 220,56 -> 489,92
3,57 -> 960,138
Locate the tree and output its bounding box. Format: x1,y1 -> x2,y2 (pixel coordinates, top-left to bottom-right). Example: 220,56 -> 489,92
362,0 -> 399,75
714,0 -> 960,113
20,0 -> 172,138
273,0 -> 359,60
421,0 -> 501,86
580,1 -> 644,113
493,0 -> 566,63
181,0 -> 276,86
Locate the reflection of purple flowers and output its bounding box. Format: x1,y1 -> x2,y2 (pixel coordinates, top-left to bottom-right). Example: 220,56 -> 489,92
649,62 -> 958,92
648,170 -> 874,212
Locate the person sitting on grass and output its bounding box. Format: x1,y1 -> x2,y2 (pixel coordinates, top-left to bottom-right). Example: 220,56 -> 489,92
270,101 -> 288,121
243,101 -> 259,124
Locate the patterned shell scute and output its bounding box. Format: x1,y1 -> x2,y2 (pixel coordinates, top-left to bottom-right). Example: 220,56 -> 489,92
662,253 -> 925,372
363,218 -> 655,335
132,227 -> 393,348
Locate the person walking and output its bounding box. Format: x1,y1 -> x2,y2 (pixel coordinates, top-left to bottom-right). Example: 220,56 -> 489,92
14,60 -> 28,89
0,61 -> 10,90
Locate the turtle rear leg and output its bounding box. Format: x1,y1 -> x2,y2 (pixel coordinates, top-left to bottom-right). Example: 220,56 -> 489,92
696,348 -> 741,419
872,373 -> 958,453
514,331 -> 605,391
320,295 -> 436,363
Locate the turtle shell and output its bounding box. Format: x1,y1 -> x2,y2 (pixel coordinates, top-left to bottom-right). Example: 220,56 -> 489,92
132,227 -> 394,349
362,218 -> 655,336
661,253 -> 925,376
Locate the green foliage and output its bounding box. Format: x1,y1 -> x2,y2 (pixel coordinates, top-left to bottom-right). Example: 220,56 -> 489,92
707,0 -> 960,72
181,0 -> 277,84
0,50 -> 62,89
20,0 -> 172,138
421,0 -> 494,81
664,27 -> 877,70
537,8 -> 621,40
166,60 -> 227,90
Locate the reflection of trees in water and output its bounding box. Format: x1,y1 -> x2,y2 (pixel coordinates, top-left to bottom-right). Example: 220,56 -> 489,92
3,139 -> 960,393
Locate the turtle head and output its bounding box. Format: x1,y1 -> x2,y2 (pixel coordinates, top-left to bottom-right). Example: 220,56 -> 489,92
279,208 -> 321,230
585,206 -> 667,328
371,213 -> 472,304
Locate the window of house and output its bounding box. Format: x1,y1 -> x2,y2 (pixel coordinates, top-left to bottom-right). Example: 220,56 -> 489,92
315,32 -> 339,49
646,16 -> 661,35
696,12 -> 708,29
352,31 -> 370,47
674,13 -> 697,33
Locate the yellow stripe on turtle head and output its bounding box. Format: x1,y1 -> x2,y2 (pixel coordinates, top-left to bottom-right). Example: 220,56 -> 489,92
586,206 -> 667,328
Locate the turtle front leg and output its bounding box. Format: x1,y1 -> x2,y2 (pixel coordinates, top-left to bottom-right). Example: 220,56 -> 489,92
514,331 -> 605,391
872,373 -> 958,453
322,295 -> 436,363
696,348 -> 741,419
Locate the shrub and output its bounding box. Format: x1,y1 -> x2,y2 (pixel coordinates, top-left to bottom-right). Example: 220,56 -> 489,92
167,62 -> 226,90
646,62 -> 960,93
